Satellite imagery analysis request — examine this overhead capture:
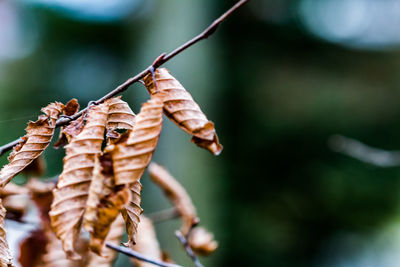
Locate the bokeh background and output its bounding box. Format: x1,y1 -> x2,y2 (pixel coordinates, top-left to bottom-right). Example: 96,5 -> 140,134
3,0 -> 400,266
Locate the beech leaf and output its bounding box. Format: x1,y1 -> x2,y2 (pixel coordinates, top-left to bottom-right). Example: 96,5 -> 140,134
130,215 -> 161,267
143,68 -> 222,155
0,199 -> 13,267
148,162 -> 198,236
84,153 -> 130,255
87,215 -> 125,267
0,183 -> 28,198
0,102 -> 64,187
121,180 -> 143,247
111,93 -> 164,185
105,96 -> 136,132
54,99 -> 81,148
50,103 -> 108,260
188,227 -> 218,255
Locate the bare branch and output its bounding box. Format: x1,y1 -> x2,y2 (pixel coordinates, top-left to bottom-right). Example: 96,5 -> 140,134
175,230 -> 203,267
146,208 -> 180,223
105,243 -> 182,267
329,135 -> 400,167
0,0 -> 249,157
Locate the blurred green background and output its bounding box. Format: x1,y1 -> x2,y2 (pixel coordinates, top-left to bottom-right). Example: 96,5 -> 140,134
3,0 -> 400,266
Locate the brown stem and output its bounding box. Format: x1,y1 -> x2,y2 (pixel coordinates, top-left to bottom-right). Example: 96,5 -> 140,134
0,0 -> 248,157
175,230 -> 203,267
105,243 -> 182,267
146,207 -> 180,223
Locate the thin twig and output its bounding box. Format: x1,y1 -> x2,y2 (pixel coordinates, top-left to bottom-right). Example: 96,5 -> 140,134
175,230 -> 203,267
329,135 -> 400,167
146,207 -> 180,223
105,243 -> 182,267
0,0 -> 248,157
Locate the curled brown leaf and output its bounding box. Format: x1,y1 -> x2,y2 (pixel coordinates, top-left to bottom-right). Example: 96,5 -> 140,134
26,179 -> 55,226
0,102 -> 64,188
111,93 -> 164,185
53,99 -> 81,148
3,194 -> 29,221
84,153 -> 130,255
87,215 -> 125,267
18,229 -> 47,267
130,215 -> 161,267
188,227 -> 218,255
0,199 -> 13,267
143,68 -> 222,155
50,103 -> 108,259
105,96 -> 135,132
121,180 -> 143,247
148,162 -> 198,236
39,231 -> 88,267
0,183 -> 28,198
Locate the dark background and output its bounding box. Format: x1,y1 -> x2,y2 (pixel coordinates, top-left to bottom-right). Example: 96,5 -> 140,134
2,0 -> 400,266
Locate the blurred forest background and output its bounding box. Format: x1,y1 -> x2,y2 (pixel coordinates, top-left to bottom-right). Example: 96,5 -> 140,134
3,0 -> 400,266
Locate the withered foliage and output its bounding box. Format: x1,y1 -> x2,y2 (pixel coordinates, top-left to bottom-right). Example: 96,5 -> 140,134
84,154 -> 130,255
121,180 -> 143,247
188,227 -> 218,255
0,74 -> 221,265
54,99 -> 81,148
105,96 -> 136,134
149,162 -> 218,256
87,215 -> 125,267
3,194 -> 29,221
0,183 -> 28,198
130,215 -> 162,267
50,103 -> 109,259
0,102 -> 64,188
0,183 -> 29,222
0,200 -> 13,267
111,93 -> 164,185
143,68 -> 222,155
148,162 -> 198,236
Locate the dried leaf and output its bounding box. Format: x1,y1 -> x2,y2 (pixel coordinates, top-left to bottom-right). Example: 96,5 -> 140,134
22,179 -> 86,267
39,231 -> 88,267
63,99 -> 80,117
54,99 -> 81,148
0,102 -> 64,187
105,96 -> 135,132
143,68 -> 222,155
18,229 -> 47,267
121,181 -> 143,247
188,227 -> 218,255
3,194 -> 29,221
87,215 -> 125,267
0,199 -> 13,267
27,179 -> 55,226
148,162 -> 198,235
111,93 -> 164,185
0,183 -> 28,198
84,153 -> 130,255
130,215 -> 161,267
50,103 -> 108,259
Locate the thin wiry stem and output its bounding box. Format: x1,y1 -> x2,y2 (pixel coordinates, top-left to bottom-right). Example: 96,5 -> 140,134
175,230 -> 204,267
0,0 -> 249,157
146,207 -> 180,223
105,243 -> 182,267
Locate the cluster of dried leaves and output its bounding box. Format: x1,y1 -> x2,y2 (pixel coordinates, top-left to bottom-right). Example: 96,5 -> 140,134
0,68 -> 220,266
